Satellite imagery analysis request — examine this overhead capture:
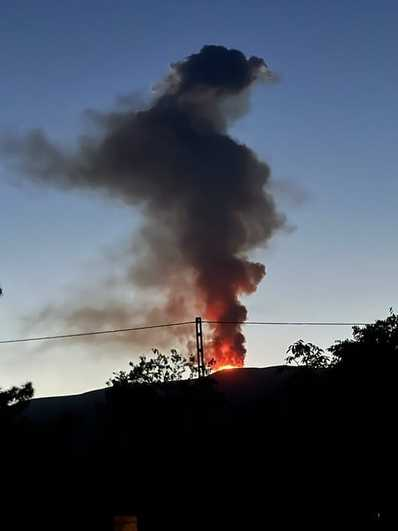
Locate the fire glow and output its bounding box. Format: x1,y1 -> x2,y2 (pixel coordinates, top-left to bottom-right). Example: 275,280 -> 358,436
217,364 -> 238,372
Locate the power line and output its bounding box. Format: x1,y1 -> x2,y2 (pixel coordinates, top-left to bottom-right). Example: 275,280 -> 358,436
0,318 -> 371,345
204,320 -> 370,326
0,321 -> 195,345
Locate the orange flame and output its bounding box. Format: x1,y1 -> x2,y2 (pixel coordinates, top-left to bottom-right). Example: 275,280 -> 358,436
203,295 -> 251,369
206,335 -> 244,371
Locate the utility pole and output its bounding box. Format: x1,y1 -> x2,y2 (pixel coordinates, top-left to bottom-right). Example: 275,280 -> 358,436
195,316 -> 205,377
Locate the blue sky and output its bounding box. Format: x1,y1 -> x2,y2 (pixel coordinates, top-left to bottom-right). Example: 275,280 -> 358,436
1,0 -> 397,396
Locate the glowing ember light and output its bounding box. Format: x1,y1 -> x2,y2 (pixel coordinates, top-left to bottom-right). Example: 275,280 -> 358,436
217,364 -> 238,372
206,332 -> 245,370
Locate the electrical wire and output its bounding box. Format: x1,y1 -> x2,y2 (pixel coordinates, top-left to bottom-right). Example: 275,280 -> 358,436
203,320 -> 370,326
0,321 -> 195,345
0,318 -> 371,345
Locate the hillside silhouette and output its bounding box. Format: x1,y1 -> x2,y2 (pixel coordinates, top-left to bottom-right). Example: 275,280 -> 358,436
2,356 -> 395,529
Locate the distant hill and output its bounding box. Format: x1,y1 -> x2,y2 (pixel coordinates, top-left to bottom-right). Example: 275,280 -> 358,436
3,365 -> 392,529
22,366 -> 301,453
24,366 -> 296,422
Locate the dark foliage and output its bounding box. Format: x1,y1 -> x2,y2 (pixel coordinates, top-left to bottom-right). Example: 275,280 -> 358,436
285,339 -> 334,368
0,381 -> 34,409
0,381 -> 34,427
329,309 -> 398,370
286,310 -> 398,372
108,348 -> 214,387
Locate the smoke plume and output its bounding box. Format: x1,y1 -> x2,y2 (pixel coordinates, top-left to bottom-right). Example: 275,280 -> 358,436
2,45 -> 285,367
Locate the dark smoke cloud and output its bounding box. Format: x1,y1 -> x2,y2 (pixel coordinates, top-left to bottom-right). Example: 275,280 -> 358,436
1,45 -> 286,366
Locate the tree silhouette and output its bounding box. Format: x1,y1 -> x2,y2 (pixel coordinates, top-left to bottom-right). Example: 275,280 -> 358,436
329,309 -> 398,370
0,382 -> 34,410
286,310 -> 398,371
108,349 -> 214,387
0,382 -> 34,454
285,339 -> 334,368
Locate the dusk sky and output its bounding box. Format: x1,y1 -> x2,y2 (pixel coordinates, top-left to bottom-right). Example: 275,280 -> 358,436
1,0 -> 397,396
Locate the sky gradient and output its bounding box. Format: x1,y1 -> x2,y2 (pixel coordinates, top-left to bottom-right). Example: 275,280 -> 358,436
1,0 -> 397,396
